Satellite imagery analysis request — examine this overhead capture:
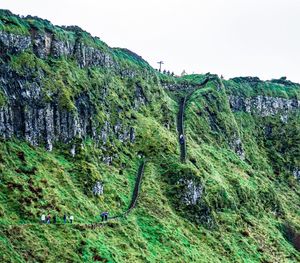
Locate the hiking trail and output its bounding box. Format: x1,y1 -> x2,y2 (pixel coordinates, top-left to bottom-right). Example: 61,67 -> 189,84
0,160 -> 146,229
177,77 -> 210,162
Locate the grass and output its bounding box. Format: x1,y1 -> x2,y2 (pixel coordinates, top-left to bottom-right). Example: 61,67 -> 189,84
0,9 -> 300,262
0,78 -> 299,262
224,77 -> 300,99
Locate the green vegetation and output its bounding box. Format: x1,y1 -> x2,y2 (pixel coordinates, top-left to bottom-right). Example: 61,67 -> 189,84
178,73 -> 209,85
0,10 -> 29,35
0,10 -> 300,263
112,48 -> 152,71
224,77 -> 300,99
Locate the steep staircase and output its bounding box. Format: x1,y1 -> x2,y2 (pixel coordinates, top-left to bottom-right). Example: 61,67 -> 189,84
109,159 -> 146,219
178,97 -> 187,162
177,77 -> 211,162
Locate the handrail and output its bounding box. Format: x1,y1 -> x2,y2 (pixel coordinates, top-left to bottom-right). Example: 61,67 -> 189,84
178,97 -> 187,162
108,159 -> 146,219
177,77 -> 210,162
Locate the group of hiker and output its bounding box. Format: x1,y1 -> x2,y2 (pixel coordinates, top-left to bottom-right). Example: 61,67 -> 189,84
40,211 -> 109,224
40,214 -> 74,224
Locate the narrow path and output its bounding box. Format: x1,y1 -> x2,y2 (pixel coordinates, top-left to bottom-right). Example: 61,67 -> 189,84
0,160 -> 146,229
178,97 -> 187,162
109,159 -> 146,219
75,160 -> 146,229
177,78 -> 211,162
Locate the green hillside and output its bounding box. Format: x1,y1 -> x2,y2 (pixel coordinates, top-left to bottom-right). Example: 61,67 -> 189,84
0,10 -> 300,263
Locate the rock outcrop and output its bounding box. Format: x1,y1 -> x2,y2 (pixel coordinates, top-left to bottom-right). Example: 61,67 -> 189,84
229,133 -> 245,160
92,181 -> 104,196
0,30 -> 115,68
0,31 -> 31,54
0,29 -> 138,156
229,95 -> 300,117
293,169 -> 300,181
0,84 -> 136,153
178,178 -> 203,206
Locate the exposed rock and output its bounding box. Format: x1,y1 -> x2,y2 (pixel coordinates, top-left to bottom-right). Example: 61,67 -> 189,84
0,30 -> 115,69
134,84 -> 148,109
120,69 -> 136,78
229,133 -> 245,159
178,178 -> 203,205
32,31 -> 53,58
129,127 -> 135,143
70,144 -> 76,157
0,74 -> 134,157
74,42 -> 114,68
92,181 -> 104,196
0,31 -> 31,54
229,95 -> 300,117
51,38 -> 75,58
0,28 -> 135,158
100,121 -> 110,144
293,169 -> 300,181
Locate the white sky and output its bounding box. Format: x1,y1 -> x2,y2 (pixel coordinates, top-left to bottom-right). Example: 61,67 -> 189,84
1,0 -> 300,82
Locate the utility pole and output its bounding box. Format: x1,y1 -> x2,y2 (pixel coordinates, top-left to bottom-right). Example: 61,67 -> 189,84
157,61 -> 164,72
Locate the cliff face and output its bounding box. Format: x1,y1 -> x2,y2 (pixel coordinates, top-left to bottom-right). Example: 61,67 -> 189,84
0,64 -> 138,154
0,30 -> 114,67
229,95 -> 300,118
223,78 -> 300,176
0,21 -> 155,156
0,10 -> 162,159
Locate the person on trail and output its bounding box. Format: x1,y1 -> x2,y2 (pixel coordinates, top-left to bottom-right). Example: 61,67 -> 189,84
41,214 -> 46,224
104,212 -> 109,221
100,212 -> 105,222
100,212 -> 109,222
63,214 -> 67,224
69,215 -> 74,224
46,214 -> 51,224
53,215 -> 57,224
179,134 -> 185,144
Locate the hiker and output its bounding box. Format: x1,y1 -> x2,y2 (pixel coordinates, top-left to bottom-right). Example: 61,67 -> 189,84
100,212 -> 105,222
53,215 -> 57,224
46,214 -> 51,224
69,215 -> 74,224
63,214 -> 67,224
100,212 -> 109,222
41,214 -> 46,224
179,134 -> 185,144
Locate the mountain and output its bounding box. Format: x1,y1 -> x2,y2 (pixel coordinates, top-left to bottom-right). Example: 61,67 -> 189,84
0,9 -> 300,263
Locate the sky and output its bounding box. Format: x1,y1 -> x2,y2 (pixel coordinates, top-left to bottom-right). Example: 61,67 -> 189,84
1,0 -> 300,82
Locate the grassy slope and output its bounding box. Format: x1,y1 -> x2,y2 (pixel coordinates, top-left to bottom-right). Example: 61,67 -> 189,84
0,80 -> 299,262
0,10 -> 300,263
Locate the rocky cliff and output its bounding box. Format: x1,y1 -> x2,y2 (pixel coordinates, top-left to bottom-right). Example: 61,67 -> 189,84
229,95 -> 300,118
0,11 -> 160,159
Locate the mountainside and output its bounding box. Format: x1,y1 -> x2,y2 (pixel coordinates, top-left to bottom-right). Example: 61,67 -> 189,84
0,10 -> 300,263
